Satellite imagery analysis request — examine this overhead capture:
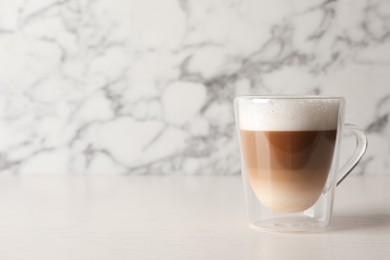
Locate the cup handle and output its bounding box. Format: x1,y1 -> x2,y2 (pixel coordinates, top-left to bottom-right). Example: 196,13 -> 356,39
336,124 -> 368,186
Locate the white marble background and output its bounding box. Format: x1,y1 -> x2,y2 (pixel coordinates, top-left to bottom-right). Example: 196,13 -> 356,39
0,0 -> 389,175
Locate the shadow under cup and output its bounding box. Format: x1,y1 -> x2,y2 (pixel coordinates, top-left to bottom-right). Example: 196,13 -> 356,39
235,96 -> 351,232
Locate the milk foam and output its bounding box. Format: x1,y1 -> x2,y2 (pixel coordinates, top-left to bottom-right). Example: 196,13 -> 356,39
237,97 -> 341,131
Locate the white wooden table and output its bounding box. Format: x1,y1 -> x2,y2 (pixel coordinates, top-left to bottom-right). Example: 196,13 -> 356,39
0,175 -> 389,260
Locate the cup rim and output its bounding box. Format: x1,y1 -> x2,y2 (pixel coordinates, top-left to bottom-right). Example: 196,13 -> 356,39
234,95 -> 345,100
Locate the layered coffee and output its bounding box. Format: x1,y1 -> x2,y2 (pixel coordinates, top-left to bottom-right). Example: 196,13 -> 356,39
238,98 -> 340,212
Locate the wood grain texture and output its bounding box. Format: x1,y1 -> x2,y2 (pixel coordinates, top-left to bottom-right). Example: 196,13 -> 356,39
0,175 -> 388,260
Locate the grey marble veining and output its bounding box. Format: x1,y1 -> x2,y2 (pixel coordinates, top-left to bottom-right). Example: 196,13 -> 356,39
0,0 -> 389,175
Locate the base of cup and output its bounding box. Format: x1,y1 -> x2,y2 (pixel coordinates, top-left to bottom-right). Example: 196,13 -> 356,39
249,217 -> 329,233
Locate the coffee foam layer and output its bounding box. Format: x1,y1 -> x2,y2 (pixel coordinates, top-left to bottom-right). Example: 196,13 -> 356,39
238,98 -> 341,131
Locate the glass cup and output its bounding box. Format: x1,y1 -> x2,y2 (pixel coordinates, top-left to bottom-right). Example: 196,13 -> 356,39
234,96 -> 367,232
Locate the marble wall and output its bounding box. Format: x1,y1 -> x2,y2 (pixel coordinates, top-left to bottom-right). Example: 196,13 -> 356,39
0,0 -> 389,175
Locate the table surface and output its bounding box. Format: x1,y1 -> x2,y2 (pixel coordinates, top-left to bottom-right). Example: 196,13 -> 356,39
0,175 -> 389,260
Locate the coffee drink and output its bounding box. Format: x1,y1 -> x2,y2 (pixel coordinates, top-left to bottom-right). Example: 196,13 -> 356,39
238,98 -> 340,212
240,129 -> 337,212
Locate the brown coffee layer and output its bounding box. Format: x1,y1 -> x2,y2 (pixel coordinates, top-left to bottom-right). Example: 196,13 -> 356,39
240,130 -> 337,212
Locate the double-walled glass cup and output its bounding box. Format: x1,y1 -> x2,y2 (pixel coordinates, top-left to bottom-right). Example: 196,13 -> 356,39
234,96 -> 367,232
